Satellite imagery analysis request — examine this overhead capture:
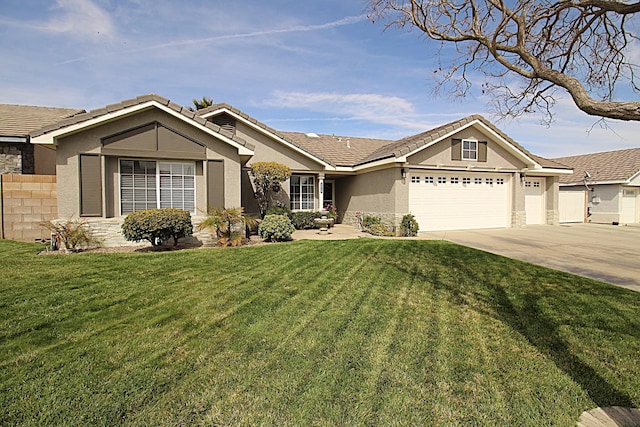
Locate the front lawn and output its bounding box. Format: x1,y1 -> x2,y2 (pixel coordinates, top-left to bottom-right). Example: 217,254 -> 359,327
1,239 -> 639,426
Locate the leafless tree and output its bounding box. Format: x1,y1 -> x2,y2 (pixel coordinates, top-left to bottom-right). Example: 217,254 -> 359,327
367,0 -> 640,123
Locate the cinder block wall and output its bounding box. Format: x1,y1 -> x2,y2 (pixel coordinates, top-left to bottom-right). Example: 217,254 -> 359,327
0,174 -> 57,241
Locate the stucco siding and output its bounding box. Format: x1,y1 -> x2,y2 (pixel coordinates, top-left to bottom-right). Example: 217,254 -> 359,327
589,184 -> 622,223
55,108 -> 242,218
235,121 -> 323,171
338,167 -> 404,227
408,127 -> 528,170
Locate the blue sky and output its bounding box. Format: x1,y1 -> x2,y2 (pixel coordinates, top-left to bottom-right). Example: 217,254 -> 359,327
1,0 -> 638,158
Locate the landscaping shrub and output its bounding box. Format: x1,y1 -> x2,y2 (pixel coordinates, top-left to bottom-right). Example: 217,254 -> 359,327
368,222 -> 388,236
197,207 -> 257,247
400,213 -> 420,237
40,217 -> 102,251
362,215 -> 381,230
265,205 -> 292,219
291,211 -> 322,229
258,214 -> 295,242
122,208 -> 193,247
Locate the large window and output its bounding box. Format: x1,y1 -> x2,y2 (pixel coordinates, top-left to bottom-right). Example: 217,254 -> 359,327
120,160 -> 195,215
290,175 -> 315,210
462,139 -> 478,160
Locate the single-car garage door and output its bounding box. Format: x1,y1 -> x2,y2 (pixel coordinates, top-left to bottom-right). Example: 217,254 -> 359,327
559,190 -> 586,223
409,172 -> 510,231
525,178 -> 546,225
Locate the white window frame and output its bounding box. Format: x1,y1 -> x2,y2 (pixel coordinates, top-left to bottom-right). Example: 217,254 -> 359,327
290,175 -> 316,211
462,139 -> 478,161
119,159 -> 196,216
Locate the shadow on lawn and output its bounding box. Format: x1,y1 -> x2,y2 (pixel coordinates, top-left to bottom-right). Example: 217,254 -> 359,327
384,242 -> 636,409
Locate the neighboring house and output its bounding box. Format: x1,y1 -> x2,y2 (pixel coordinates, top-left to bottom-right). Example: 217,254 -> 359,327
0,104 -> 84,174
29,94 -> 571,242
554,148 -> 640,224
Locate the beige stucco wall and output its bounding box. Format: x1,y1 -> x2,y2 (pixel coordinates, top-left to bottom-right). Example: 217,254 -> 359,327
408,127 -> 528,170
55,108 -> 242,218
337,167 -> 405,228
34,145 -> 56,175
235,122 -> 323,172
589,184 -> 623,223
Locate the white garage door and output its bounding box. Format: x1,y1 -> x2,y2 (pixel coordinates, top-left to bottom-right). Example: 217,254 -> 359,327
559,190 -> 586,223
525,178 -> 545,225
409,172 -> 510,231
621,188 -> 638,223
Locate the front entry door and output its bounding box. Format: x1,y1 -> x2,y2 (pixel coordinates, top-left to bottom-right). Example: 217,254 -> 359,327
323,181 -> 334,209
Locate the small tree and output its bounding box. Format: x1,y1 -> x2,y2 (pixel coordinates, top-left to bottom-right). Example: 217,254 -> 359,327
192,96 -> 214,110
249,161 -> 292,217
197,207 -> 257,247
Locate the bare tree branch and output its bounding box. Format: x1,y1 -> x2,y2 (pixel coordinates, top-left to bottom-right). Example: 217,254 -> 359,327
367,0 -> 640,122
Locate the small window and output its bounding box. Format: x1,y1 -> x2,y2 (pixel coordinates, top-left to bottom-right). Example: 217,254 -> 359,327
462,139 -> 478,161
425,176 -> 434,184
411,176 -> 420,184
450,177 -> 459,184
533,181 -> 541,188
496,178 -> 505,185
525,181 -> 532,187
474,177 -> 482,184
438,177 -> 446,184
462,177 -> 471,185
486,178 -> 493,185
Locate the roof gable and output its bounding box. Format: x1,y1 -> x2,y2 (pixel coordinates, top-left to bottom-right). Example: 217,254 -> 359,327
29,94 -> 254,155
554,147 -> 640,184
198,104 -> 335,168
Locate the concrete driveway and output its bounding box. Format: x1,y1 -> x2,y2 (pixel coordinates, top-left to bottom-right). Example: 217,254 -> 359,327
424,223 -> 640,291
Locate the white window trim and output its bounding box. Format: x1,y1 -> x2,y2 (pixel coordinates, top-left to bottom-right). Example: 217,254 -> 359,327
118,159 -> 196,216
290,174 -> 316,211
462,139 -> 478,161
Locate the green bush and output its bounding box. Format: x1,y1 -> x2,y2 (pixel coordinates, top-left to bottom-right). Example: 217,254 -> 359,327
368,222 -> 387,236
400,214 -> 420,237
362,215 -> 381,230
122,208 -> 193,247
291,211 -> 322,230
258,214 -> 295,242
265,205 -> 292,219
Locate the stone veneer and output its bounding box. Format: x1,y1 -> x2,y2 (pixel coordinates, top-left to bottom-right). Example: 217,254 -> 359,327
342,210 -> 404,235
511,211 -> 527,228
546,210 -> 560,225
0,143 -> 34,174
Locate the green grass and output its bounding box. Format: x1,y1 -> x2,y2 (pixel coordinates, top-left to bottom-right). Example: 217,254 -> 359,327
1,239 -> 639,426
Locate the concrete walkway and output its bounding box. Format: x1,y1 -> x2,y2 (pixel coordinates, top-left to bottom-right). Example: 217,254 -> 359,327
294,223 -> 640,291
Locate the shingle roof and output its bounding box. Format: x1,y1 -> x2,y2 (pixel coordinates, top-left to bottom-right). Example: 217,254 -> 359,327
278,132 -> 390,167
0,104 -> 84,137
553,148 -> 640,184
28,94 -> 254,151
25,94 -> 564,172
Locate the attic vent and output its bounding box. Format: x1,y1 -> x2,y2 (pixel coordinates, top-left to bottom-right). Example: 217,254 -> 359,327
209,113 -> 236,135
305,132 -> 319,138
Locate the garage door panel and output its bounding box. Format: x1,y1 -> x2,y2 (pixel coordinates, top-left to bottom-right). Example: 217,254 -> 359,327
409,172 -> 510,231
559,191 -> 586,223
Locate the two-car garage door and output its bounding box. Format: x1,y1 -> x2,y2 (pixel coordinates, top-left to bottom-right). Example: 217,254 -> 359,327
409,172 -> 510,231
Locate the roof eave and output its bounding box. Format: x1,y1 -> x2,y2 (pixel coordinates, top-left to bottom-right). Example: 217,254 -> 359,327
30,100 -> 255,156
200,106 -> 335,170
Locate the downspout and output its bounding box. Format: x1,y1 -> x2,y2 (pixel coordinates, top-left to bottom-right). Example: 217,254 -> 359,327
1,174 -> 4,239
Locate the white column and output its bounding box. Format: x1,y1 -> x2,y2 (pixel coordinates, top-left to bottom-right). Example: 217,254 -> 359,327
318,173 -> 325,211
